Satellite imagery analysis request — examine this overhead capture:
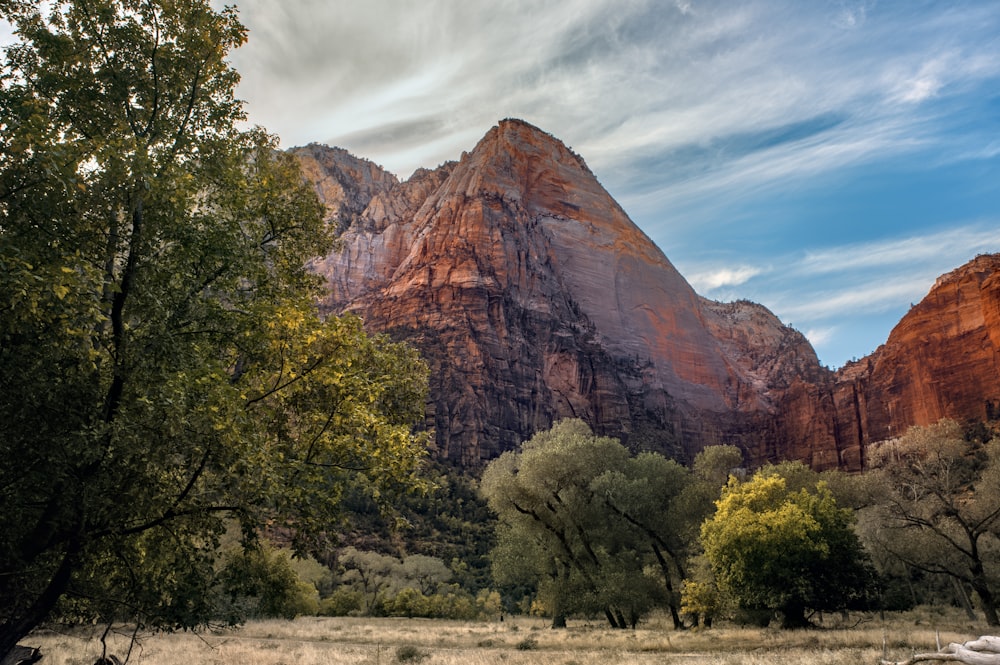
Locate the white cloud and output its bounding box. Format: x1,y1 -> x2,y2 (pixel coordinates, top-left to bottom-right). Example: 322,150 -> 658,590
889,55 -> 950,104
777,280 -> 923,321
688,265 -> 764,292
804,326 -> 837,350
833,1 -> 873,30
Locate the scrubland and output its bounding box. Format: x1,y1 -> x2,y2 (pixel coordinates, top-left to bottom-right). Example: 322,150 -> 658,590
28,607 -> 990,665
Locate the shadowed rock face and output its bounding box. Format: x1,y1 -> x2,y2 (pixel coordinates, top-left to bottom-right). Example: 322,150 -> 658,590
297,120 -> 1000,470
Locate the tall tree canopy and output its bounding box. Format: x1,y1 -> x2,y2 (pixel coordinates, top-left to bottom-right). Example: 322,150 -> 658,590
481,419 -> 719,629
0,0 -> 429,655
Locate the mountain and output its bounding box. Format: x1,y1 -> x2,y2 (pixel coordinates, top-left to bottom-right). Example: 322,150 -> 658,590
780,253 -> 1000,469
294,120 -> 1000,470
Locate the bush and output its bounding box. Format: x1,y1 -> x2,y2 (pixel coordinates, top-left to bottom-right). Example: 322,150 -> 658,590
680,579 -> 720,627
395,645 -> 428,662
388,587 -> 430,618
475,589 -> 503,618
218,542 -> 319,619
516,637 -> 539,650
319,588 -> 364,616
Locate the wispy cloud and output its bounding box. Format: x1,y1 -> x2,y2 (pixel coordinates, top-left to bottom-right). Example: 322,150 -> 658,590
804,326 -> 837,350
230,1 -> 1000,187
778,280 -> 924,321
688,265 -> 765,292
683,221 -> 1000,362
222,1 -> 1000,366
793,225 -> 1000,278
730,223 -> 996,310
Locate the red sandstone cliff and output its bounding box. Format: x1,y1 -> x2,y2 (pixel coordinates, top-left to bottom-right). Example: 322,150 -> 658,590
298,120 -> 1000,470
765,254 -> 1000,470
863,255 -> 1000,429
300,120 -> 826,465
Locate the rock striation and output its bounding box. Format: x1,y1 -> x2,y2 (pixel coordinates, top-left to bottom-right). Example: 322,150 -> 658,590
298,120 -> 1000,470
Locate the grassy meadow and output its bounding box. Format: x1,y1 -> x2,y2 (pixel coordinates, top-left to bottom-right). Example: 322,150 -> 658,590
27,607 -> 991,665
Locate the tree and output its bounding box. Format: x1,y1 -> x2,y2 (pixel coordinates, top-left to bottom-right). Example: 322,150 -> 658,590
217,542 -> 320,620
400,554 -> 452,596
590,451 -> 694,628
700,470 -> 874,628
481,420 -> 630,627
481,419 -> 701,629
0,1 -> 429,656
862,419 -> 1000,626
337,548 -> 402,615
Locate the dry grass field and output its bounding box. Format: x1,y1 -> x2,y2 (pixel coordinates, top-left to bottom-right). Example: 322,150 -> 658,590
26,608 -> 990,665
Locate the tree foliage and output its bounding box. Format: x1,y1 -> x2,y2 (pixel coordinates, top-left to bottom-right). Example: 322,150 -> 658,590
217,542 -> 320,620
481,419 -> 723,628
0,0 -> 429,654
861,419 -> 1000,626
329,547 -> 495,620
700,467 -> 875,628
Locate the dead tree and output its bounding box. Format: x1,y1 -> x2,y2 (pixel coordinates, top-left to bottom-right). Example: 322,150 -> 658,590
0,646 -> 42,665
882,636 -> 1000,665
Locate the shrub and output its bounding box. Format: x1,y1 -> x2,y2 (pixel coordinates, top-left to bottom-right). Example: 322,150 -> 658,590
395,645 -> 428,662
319,588 -> 364,616
680,578 -> 722,627
515,637 -> 539,650
388,587 -> 430,618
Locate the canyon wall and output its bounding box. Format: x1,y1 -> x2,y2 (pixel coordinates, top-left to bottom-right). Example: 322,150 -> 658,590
297,120 -> 1000,470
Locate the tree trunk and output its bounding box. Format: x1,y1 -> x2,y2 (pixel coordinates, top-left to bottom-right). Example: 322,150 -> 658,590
953,578 -> 979,621
779,601 -> 810,629
0,543 -> 78,662
650,543 -> 684,629
971,577 -> 1000,627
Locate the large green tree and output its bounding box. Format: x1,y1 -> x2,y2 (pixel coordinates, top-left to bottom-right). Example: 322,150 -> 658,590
482,420 -> 634,627
861,419 -> 1000,626
481,419 -> 708,629
0,0 -> 429,656
700,469 -> 875,628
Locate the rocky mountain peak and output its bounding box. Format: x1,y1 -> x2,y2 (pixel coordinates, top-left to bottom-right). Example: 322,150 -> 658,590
298,123 -> 1000,471
426,118 -> 614,226
292,143 -> 399,232
303,121 -> 824,465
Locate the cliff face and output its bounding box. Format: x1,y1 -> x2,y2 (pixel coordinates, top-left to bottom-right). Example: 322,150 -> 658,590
763,254 -> 1000,470
846,255 -> 1000,449
299,120 -> 1000,470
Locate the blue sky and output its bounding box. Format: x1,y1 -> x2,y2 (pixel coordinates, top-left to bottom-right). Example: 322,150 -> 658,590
6,1 -> 1000,368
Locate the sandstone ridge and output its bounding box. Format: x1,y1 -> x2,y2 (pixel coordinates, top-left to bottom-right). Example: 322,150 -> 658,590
299,120 -> 1000,470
